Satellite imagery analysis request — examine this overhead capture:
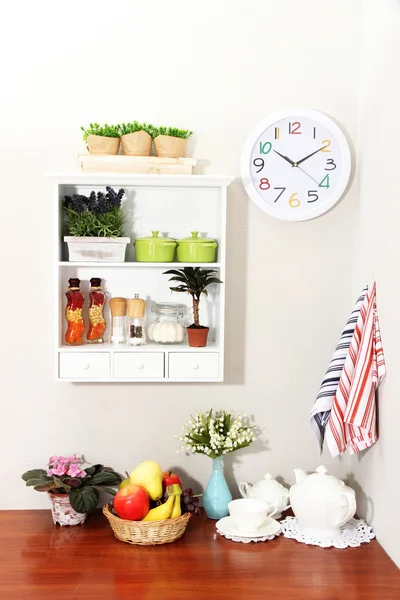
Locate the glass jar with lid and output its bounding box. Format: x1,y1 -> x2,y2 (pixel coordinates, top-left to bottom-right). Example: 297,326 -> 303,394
87,277 -> 106,343
65,278 -> 85,346
148,303 -> 186,344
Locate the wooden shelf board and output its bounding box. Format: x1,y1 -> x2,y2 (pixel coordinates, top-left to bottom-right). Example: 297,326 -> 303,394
58,261 -> 222,268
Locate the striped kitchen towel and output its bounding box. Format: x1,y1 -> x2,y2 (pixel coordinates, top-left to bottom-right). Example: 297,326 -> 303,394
310,286 -> 368,455
326,282 -> 386,456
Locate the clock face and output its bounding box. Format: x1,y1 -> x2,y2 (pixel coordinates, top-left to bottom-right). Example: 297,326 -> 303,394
241,109 -> 352,221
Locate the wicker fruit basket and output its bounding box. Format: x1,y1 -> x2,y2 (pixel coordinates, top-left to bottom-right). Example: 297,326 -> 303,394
103,504 -> 191,545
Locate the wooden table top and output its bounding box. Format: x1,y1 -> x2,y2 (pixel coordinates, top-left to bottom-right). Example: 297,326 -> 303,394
0,509 -> 398,600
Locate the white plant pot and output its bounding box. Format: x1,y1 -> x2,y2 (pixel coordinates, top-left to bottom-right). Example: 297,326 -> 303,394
64,236 -> 130,262
48,493 -> 87,526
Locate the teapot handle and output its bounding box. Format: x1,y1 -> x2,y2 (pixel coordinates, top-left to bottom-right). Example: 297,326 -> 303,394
337,490 -> 357,527
239,482 -> 251,498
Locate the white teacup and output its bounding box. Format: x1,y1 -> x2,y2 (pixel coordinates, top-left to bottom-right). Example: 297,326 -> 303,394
228,498 -> 277,533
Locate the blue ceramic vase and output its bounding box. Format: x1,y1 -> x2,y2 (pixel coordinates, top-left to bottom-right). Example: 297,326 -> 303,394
203,456 -> 232,519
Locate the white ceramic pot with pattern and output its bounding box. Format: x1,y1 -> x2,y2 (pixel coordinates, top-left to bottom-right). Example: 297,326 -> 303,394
48,493 -> 87,526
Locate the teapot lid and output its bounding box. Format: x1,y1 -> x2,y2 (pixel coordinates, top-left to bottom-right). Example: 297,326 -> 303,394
136,231 -> 176,243
178,231 -> 216,244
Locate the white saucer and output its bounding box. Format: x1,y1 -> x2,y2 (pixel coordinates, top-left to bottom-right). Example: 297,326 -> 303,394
216,516 -> 281,539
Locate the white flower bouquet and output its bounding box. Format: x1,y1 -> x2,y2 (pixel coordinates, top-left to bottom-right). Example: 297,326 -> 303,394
178,409 -> 257,459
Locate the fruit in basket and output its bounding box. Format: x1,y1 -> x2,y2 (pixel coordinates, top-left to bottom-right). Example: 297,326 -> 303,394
181,488 -> 201,516
113,484 -> 150,520
130,460 -> 163,501
142,484 -> 181,522
118,477 -> 131,490
162,471 -> 183,490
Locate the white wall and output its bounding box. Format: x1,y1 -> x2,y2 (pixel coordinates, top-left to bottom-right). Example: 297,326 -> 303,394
350,0 -> 400,568
0,0 -> 361,521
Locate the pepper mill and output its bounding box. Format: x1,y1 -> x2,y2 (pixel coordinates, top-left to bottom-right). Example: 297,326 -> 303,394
109,297 -> 127,344
127,294 -> 146,346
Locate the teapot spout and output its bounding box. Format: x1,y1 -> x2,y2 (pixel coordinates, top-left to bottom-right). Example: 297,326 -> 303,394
294,468 -> 307,484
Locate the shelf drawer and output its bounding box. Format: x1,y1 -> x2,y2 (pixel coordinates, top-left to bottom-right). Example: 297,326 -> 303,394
114,353 -> 164,379
59,352 -> 110,379
168,353 -> 219,379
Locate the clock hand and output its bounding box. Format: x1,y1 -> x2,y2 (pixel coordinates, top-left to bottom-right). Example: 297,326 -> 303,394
273,150 -> 296,167
296,147 -> 324,167
297,165 -> 320,185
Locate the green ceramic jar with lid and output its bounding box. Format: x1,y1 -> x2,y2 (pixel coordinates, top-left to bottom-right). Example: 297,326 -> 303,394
176,231 -> 218,263
134,231 -> 177,262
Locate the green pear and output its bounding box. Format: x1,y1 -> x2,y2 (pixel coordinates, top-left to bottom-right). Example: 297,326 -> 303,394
118,477 -> 131,490
130,460 -> 163,501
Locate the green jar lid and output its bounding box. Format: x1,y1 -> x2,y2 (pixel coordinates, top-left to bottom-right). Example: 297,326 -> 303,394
178,231 -> 217,244
135,231 -> 176,244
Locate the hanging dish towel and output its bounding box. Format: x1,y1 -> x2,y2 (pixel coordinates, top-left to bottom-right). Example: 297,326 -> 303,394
326,282 -> 386,456
310,286 -> 367,454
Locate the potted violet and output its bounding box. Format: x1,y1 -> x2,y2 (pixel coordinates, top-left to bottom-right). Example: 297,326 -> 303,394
153,126 -> 193,158
22,454 -> 123,526
119,121 -> 155,156
81,122 -> 121,155
63,186 -> 130,262
163,267 -> 222,347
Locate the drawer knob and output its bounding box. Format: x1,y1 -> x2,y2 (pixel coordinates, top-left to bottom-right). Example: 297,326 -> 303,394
83,364 -> 90,370
136,364 -> 144,370
192,364 -> 200,370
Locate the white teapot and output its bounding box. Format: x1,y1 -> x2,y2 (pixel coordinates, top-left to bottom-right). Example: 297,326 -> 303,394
290,465 -> 357,540
239,473 -> 290,519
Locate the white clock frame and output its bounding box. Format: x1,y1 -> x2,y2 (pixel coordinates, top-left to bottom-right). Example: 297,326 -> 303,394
240,108 -> 352,222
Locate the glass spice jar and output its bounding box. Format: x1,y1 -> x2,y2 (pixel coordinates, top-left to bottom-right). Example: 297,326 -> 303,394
127,294 -> 146,346
65,278 -> 85,346
109,297 -> 127,344
87,277 -> 106,343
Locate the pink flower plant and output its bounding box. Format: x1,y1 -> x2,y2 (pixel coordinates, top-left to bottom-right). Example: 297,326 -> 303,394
47,454 -> 86,478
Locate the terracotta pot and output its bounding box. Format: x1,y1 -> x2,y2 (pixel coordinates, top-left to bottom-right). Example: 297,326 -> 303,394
86,134 -> 120,155
154,135 -> 187,158
187,326 -> 209,347
121,130 -> 152,156
48,492 -> 87,526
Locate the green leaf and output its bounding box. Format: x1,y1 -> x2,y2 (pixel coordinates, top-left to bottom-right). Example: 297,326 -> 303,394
69,487 -> 99,513
89,471 -> 121,486
34,482 -> 58,492
22,469 -> 48,482
93,486 -> 118,496
53,477 -> 70,492
62,477 -> 83,489
25,477 -> 49,487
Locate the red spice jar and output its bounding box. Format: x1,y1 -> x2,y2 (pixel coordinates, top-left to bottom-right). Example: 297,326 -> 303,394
87,277 -> 106,343
65,278 -> 85,346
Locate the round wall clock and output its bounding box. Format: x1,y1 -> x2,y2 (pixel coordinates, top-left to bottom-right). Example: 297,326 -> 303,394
240,108 -> 351,221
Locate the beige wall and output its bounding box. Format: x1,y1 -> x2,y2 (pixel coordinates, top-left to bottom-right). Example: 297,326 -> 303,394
350,0 -> 400,568
0,0 -> 371,540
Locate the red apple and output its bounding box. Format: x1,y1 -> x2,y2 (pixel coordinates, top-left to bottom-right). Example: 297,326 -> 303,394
113,484 -> 150,520
162,471 -> 182,490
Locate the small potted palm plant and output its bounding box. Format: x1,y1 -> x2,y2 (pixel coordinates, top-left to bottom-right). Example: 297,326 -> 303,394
81,122 -> 121,155
119,121 -> 155,156
22,454 -> 123,526
153,126 -> 193,158
63,186 -> 130,262
163,267 -> 222,347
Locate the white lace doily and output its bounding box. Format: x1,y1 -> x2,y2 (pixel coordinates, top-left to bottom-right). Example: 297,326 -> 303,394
216,528 -> 281,544
281,516 -> 375,549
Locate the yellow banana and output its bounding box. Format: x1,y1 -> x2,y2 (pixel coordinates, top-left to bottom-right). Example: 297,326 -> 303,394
171,494 -> 182,519
142,494 -> 175,522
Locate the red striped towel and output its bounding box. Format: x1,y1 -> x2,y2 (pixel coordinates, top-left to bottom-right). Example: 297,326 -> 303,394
326,282 -> 386,456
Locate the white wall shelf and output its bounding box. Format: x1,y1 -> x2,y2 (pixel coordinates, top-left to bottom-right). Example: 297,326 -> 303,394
53,173 -> 233,383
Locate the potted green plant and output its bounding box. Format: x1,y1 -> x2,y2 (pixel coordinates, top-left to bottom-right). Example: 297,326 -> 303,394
153,126 -> 193,158
63,186 -> 130,262
81,122 -> 121,155
22,454 -> 123,526
163,267 -> 222,347
119,121 -> 155,156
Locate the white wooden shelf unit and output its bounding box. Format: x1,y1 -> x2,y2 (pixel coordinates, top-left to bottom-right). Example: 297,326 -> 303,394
52,174 -> 233,382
